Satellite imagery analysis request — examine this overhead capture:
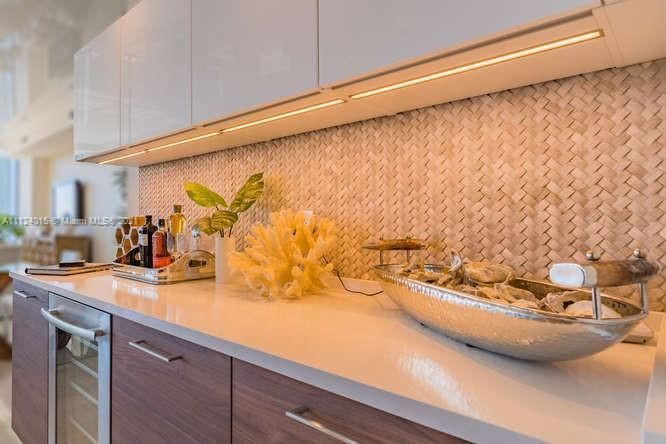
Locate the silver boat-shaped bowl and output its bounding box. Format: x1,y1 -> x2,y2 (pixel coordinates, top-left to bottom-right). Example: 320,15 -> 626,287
374,264 -> 647,361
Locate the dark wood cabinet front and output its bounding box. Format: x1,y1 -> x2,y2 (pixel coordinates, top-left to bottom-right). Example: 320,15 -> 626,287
11,281 -> 49,444
111,316 -> 232,443
10,281 -> 469,444
233,359 -> 466,444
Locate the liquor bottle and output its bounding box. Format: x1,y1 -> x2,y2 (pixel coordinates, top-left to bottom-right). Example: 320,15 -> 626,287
138,215 -> 158,268
152,219 -> 171,268
169,205 -> 188,254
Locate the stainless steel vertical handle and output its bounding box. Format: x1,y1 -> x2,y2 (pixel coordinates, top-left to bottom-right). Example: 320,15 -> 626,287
128,340 -> 182,363
285,406 -> 359,444
40,309 -> 105,342
13,290 -> 35,299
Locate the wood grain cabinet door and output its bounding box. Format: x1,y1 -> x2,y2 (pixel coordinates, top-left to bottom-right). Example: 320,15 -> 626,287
233,360 -> 466,444
11,282 -> 49,444
111,316 -> 231,443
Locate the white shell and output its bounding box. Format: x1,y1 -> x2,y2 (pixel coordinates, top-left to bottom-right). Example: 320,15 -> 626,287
564,300 -> 621,319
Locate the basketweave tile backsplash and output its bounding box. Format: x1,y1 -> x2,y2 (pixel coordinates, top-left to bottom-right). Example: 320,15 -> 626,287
139,58 -> 666,311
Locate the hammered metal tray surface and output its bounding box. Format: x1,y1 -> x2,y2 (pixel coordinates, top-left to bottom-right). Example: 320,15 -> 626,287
374,264 -> 646,361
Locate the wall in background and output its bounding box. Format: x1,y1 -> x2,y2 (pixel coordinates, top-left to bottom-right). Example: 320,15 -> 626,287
17,155 -> 50,219
139,59 -> 666,310
50,151 -> 138,262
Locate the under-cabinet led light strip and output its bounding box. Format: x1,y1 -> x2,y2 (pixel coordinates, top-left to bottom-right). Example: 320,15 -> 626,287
98,131 -> 221,164
97,150 -> 145,164
98,99 -> 346,164
350,30 -> 603,99
221,98 -> 345,133
97,31 -> 601,164
145,131 -> 221,152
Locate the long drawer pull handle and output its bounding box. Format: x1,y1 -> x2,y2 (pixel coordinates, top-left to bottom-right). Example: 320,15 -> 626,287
285,406 -> 359,444
129,340 -> 182,363
13,290 -> 35,299
40,308 -> 105,342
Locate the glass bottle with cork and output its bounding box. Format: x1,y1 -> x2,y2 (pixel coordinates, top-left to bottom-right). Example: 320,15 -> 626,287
169,205 -> 188,255
138,215 -> 158,268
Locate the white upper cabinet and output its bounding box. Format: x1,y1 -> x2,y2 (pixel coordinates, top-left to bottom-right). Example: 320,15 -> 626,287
318,0 -> 600,86
121,0 -> 191,144
79,0 -> 666,167
74,20 -> 122,160
192,0 -> 318,124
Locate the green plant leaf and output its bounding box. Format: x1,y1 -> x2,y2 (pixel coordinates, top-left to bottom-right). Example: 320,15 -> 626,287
0,214 -> 23,239
184,182 -> 227,208
192,217 -> 218,236
229,172 -> 264,213
211,210 -> 239,232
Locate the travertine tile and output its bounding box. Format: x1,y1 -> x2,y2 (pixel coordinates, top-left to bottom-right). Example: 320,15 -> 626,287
140,59 -> 666,311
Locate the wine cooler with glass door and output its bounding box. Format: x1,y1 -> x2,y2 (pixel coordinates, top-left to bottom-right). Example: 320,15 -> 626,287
41,293 -> 110,444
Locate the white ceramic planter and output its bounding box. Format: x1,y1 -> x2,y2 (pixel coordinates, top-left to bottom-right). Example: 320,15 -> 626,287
214,235 -> 236,284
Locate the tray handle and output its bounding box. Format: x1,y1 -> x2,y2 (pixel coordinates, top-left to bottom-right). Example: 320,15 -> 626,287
549,250 -> 657,319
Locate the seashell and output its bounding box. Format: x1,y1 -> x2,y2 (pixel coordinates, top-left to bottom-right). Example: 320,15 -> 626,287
408,271 -> 427,281
394,259 -> 628,319
449,251 -> 463,275
435,273 -> 456,286
463,261 -> 515,284
544,290 -> 589,313
511,299 -> 541,310
564,300 -> 621,319
494,283 -> 538,303
408,271 -> 441,283
476,286 -> 501,300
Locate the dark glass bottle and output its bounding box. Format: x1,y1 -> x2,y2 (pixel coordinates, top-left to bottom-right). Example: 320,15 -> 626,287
138,215 -> 158,268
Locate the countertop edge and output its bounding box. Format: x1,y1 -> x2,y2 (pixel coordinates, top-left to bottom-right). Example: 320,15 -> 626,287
10,271 -> 537,443
643,315 -> 666,444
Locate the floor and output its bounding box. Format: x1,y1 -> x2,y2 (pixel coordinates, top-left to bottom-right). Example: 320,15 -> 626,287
0,360 -> 21,443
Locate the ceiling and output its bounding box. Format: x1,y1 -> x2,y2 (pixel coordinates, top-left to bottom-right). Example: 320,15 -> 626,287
0,0 -> 132,154
0,0 -> 131,71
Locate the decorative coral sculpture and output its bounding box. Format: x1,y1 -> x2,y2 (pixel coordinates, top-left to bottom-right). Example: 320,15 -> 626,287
230,209 -> 336,300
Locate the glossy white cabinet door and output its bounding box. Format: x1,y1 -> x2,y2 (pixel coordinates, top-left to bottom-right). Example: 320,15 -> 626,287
74,20 -> 122,159
192,0 -> 317,124
319,0 -> 600,86
122,0 -> 191,144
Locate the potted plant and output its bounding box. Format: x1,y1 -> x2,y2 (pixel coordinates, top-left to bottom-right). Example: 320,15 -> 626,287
0,214 -> 24,244
184,173 -> 264,284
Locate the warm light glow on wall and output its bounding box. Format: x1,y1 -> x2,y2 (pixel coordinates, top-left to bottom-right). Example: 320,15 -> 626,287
350,30 -> 603,99
98,100 -> 346,164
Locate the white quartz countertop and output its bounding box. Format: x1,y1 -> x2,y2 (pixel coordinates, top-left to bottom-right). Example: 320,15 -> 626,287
11,271 -> 662,444
644,315 -> 666,444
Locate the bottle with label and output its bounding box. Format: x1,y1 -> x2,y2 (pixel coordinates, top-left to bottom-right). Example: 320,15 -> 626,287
138,215 -> 158,268
169,204 -> 188,254
152,219 -> 171,268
